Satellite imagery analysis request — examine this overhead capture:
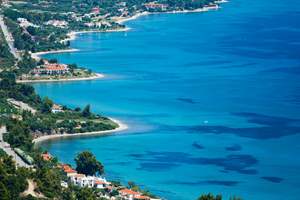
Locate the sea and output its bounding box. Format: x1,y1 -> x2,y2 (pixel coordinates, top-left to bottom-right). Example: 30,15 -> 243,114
34,0 -> 300,199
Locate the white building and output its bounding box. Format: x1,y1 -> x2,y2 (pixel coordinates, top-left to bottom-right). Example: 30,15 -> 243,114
17,18 -> 39,28
45,20 -> 68,28
69,174 -> 109,189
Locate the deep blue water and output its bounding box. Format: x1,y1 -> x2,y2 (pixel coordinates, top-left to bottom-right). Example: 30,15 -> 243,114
34,0 -> 300,199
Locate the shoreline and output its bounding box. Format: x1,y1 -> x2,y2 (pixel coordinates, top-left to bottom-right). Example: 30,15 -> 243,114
31,49 -> 79,60
115,0 -> 228,24
16,73 -> 104,83
62,27 -> 131,43
33,118 -> 128,145
31,0 -> 227,144
27,1 -> 228,83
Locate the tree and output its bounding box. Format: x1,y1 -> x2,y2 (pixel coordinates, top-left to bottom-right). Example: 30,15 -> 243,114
82,104 -> 91,117
76,187 -> 97,200
198,193 -> 222,200
75,151 -> 104,176
74,107 -> 81,112
0,181 -> 10,200
41,97 -> 53,113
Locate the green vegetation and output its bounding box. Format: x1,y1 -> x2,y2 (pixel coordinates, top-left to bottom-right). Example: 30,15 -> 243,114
0,71 -> 117,154
0,28 -> 15,68
75,151 -> 104,176
197,193 -> 242,200
0,153 -> 29,200
2,0 -> 216,53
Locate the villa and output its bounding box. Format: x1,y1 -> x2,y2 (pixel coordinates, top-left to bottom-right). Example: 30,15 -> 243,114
144,2 -> 168,11
32,63 -> 69,76
51,104 -> 63,113
91,7 -> 100,15
45,20 -> 68,28
17,18 -> 39,28
69,173 -> 110,189
41,152 -> 52,161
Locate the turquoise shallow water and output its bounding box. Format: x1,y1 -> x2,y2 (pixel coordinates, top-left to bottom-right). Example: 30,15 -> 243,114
34,0 -> 300,199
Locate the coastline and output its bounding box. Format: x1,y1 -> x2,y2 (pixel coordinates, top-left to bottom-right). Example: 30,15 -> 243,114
30,0 -> 228,143
16,73 -> 104,83
33,118 -> 128,145
115,0 -> 228,24
27,1 -> 228,83
31,49 -> 79,60
61,27 -> 131,43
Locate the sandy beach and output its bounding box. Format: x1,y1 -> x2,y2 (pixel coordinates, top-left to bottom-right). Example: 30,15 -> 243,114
33,118 -> 128,145
16,73 -> 104,83
31,49 -> 79,60
62,27 -> 131,43
114,1 -> 225,25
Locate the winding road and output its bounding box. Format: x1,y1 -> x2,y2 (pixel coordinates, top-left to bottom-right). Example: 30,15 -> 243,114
0,126 -> 31,168
0,14 -> 20,60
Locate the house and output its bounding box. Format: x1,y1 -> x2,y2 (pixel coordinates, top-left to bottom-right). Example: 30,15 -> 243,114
32,63 -> 69,76
94,180 -> 108,189
134,195 -> 151,200
69,173 -> 109,189
119,189 -> 141,200
41,152 -> 52,161
17,18 -> 39,28
144,2 -> 167,11
204,4 -> 219,10
59,164 -> 77,176
45,20 -> 68,28
91,7 -> 100,15
51,104 -> 63,113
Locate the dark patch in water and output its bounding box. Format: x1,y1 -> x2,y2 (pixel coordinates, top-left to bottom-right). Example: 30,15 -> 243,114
233,112 -> 300,127
170,180 -> 240,186
129,153 -> 145,158
177,98 -> 196,104
138,162 -> 180,171
261,66 -> 300,75
131,151 -> 258,174
219,170 -> 229,173
187,112 -> 300,139
183,60 -> 232,67
192,142 -> 204,149
261,176 -> 284,183
226,144 -> 242,151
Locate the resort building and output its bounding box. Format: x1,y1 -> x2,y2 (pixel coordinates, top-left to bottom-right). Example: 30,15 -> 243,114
204,4 -> 219,10
45,20 -> 68,28
119,189 -> 140,200
91,7 -> 100,15
17,18 -> 39,28
144,2 -> 168,11
69,173 -> 110,188
32,63 -> 69,76
59,164 -> 77,176
51,104 -> 63,113
41,152 -> 52,161
58,163 -> 157,200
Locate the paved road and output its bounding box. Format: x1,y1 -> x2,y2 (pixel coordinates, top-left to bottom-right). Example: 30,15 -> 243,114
0,14 -> 20,60
0,126 -> 31,168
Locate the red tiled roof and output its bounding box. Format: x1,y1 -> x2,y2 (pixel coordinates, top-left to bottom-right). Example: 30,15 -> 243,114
64,168 -> 77,174
74,173 -> 85,178
119,189 -> 140,195
43,63 -> 68,70
95,180 -> 106,185
135,195 -> 150,200
41,153 -> 52,161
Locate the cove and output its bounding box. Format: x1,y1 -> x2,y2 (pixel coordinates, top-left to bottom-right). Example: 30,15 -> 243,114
34,0 -> 300,199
